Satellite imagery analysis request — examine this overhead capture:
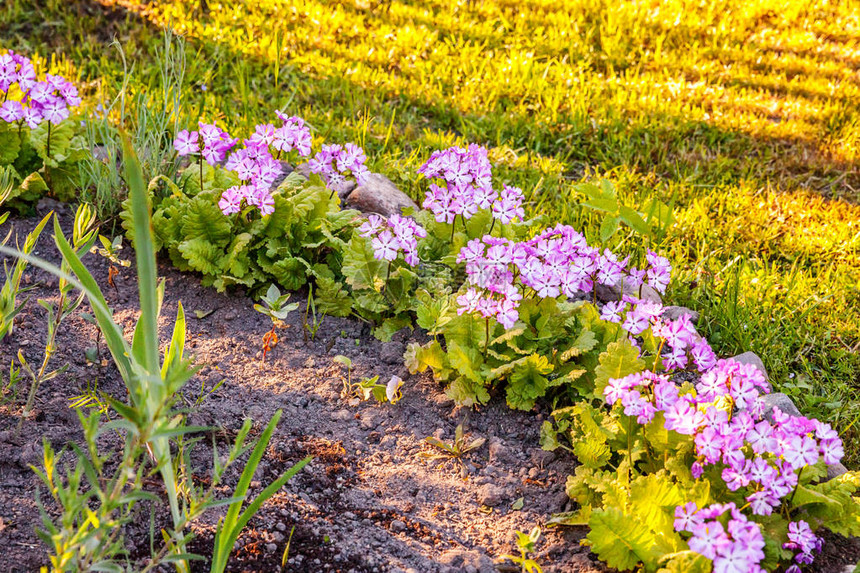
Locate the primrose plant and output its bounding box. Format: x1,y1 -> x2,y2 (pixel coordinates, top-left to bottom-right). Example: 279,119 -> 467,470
0,50 -> 86,204
143,112 -> 358,298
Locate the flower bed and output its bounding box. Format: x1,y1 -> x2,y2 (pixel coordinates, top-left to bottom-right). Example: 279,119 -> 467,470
139,109 -> 860,572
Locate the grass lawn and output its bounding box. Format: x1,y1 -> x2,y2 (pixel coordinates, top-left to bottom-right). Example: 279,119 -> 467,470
2,0 -> 859,459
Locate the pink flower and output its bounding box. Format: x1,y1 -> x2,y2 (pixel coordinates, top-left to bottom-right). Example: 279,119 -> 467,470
218,187 -> 243,215
174,130 -> 199,156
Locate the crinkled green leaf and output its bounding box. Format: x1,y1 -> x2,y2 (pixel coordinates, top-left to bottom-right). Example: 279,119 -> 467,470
586,507 -> 661,572
445,375 -> 490,407
177,238 -> 223,276
574,437 -> 612,469
342,235 -> 384,291
594,339 -> 645,399
314,276 -> 352,317
656,551 -> 711,573
559,328 -> 598,362
506,354 -> 553,411
0,123 -> 21,166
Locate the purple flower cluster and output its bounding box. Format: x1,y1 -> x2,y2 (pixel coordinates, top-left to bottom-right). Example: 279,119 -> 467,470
245,113 -> 313,160
272,111 -> 312,157
308,143 -> 370,196
784,520 -> 823,568
0,52 -> 79,127
418,144 -> 525,225
357,214 -> 427,265
453,224 -> 673,329
174,122 -> 239,165
456,236 -> 523,328
674,502 -> 766,573
224,141 -> 283,188
218,184 -> 275,217
492,185 -> 526,224
605,349 -> 845,569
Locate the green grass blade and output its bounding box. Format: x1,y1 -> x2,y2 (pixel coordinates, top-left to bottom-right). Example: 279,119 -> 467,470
229,456 -> 311,546
121,132 -> 160,381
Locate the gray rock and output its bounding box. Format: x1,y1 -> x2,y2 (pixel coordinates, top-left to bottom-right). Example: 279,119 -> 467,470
359,410 -> 380,430
268,160 -> 296,190
731,351 -> 768,382
380,341 -> 406,365
530,448 -> 556,467
294,162 -> 313,180
390,519 -> 406,533
596,281 -> 661,304
488,437 -> 515,465
477,484 -> 506,507
345,173 -> 419,217
662,305 -> 700,324
760,393 -> 802,419
438,548 -> 495,573
826,462 -> 849,482
332,409 -> 353,422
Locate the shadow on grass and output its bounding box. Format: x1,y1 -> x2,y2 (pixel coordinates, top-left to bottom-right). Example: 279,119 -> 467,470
2,0 -> 858,203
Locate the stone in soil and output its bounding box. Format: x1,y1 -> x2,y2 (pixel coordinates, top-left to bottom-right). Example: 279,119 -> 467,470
345,173 -> 419,217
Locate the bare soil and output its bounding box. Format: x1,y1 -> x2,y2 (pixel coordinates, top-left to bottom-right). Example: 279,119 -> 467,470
0,208 -> 856,573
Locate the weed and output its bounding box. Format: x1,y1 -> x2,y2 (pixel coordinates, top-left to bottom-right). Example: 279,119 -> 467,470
498,526 -> 544,573
254,283 -> 300,362
421,422 -> 486,468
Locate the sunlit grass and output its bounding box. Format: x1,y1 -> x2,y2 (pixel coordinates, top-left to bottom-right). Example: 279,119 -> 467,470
2,0 -> 859,459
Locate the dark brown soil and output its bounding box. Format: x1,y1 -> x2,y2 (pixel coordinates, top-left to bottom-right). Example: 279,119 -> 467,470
0,209 -> 607,572
0,208 -> 857,573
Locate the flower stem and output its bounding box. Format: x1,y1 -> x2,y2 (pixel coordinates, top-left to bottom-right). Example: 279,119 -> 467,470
488,217 -> 496,236
46,121 -> 52,160
199,156 -> 204,190
450,215 -> 457,243
484,316 -> 490,360
787,466 -> 805,508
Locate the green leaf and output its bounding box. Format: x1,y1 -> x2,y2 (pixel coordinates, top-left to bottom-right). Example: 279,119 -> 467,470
506,354 -> 553,411
178,238 -> 224,276
447,340 -> 484,384
446,375 -> 490,407
0,123 -> 21,165
404,341 -> 450,378
629,473 -> 687,547
643,412 -> 687,454
181,196 -> 233,246
594,339 -> 645,400
657,551 -> 711,573
314,276 -> 352,317
539,420 -> 562,451
372,316 -> 411,342
599,215 -> 620,242
558,328 -> 598,362
618,205 -> 651,236
586,507 -> 661,572
574,437 -> 612,469
582,196 -> 619,214
342,235 -> 384,291
29,121 -> 74,165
